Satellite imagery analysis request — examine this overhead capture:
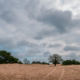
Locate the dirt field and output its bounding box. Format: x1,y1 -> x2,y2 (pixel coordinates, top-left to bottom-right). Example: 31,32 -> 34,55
0,64 -> 80,80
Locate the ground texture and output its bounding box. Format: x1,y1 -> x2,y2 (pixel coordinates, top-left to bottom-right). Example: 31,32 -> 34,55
0,64 -> 80,80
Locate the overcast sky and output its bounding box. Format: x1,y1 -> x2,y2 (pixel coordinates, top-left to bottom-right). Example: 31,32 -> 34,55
0,0 -> 80,63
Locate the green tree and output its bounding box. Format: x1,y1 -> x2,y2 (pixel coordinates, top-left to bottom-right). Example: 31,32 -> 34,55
23,58 -> 30,64
32,61 -> 36,64
18,61 -> 23,64
62,59 -> 80,65
41,61 -> 49,65
0,50 -> 19,64
62,60 -> 72,65
48,54 -> 63,66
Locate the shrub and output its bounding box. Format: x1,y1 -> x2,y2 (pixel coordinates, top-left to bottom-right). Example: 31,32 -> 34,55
41,61 -> 49,65
62,59 -> 80,65
18,61 -> 23,64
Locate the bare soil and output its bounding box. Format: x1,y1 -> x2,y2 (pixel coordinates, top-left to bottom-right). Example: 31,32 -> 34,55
0,64 -> 80,80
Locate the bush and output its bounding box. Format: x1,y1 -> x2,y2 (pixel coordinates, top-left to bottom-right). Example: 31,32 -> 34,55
62,59 -> 80,65
32,61 -> 41,64
0,50 -> 19,64
18,61 -> 23,64
41,61 -> 49,65
32,61 -> 36,64
32,61 -> 49,65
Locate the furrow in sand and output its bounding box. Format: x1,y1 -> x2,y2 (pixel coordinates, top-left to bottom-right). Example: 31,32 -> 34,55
44,67 -> 56,78
58,68 -> 64,80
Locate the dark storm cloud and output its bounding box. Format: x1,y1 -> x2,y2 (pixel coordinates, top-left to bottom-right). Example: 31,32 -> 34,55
0,10 -> 16,23
64,45 -> 80,51
68,53 -> 77,60
0,37 -> 39,50
12,53 -> 25,59
48,43 -> 62,48
36,10 -> 72,33
0,0 -> 39,24
25,49 -> 41,57
0,0 -> 19,24
34,36 -> 43,40
33,28 -> 58,40
25,0 -> 39,18
43,51 -> 50,57
0,37 -> 16,49
32,8 -> 80,40
41,43 -> 47,47
62,53 -> 80,61
35,9 -> 80,34
17,40 -> 39,48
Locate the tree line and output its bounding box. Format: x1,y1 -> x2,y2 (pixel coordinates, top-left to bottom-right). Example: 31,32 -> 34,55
0,50 -> 80,66
0,50 -> 23,64
62,59 -> 80,65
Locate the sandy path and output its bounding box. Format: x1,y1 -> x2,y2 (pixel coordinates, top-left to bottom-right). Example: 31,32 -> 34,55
61,65 -> 80,80
44,67 -> 56,78
58,68 -> 64,80
43,66 -> 64,80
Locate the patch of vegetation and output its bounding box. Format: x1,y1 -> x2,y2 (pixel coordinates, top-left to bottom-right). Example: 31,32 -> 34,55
0,50 -> 23,64
48,54 -> 63,66
32,61 -> 49,65
18,61 -> 23,64
32,61 -> 41,64
62,59 -> 80,65
41,61 -> 49,65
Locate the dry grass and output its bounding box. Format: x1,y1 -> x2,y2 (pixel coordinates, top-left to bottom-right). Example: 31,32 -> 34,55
0,64 -> 80,80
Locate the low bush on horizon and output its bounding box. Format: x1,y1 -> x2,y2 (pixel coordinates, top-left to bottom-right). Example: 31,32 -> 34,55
32,61 -> 49,65
62,59 -> 80,65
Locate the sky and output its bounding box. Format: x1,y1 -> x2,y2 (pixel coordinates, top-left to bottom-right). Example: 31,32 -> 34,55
0,0 -> 80,63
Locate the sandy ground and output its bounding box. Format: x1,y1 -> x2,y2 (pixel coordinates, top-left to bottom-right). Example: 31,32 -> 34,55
0,64 -> 80,80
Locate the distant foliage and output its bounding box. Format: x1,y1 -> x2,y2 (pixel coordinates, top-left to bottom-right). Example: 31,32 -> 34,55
32,61 -> 41,64
62,59 -> 80,65
23,58 -> 30,64
48,54 -> 63,66
41,61 -> 49,65
32,61 -> 49,65
0,50 -> 19,64
32,61 -> 36,64
18,61 -> 23,64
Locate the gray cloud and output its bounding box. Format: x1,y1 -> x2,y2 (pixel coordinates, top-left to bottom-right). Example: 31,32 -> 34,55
0,37 -> 39,50
12,53 -> 25,59
64,45 -> 80,51
25,49 -> 41,57
35,9 -> 80,34
41,43 -> 47,47
0,0 -> 80,63
0,10 -> 16,23
17,40 -> 39,48
32,9 -> 80,40
0,37 -> 17,50
33,36 -> 43,40
62,53 -> 80,61
36,10 -> 72,33
43,51 -> 50,57
48,43 -> 62,48
33,28 -> 58,40
25,0 -> 40,18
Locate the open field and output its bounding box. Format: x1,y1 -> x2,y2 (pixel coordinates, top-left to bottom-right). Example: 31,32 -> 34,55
0,64 -> 80,80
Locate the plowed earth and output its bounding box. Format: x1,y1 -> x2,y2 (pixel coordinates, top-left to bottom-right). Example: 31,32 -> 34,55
0,64 -> 80,80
